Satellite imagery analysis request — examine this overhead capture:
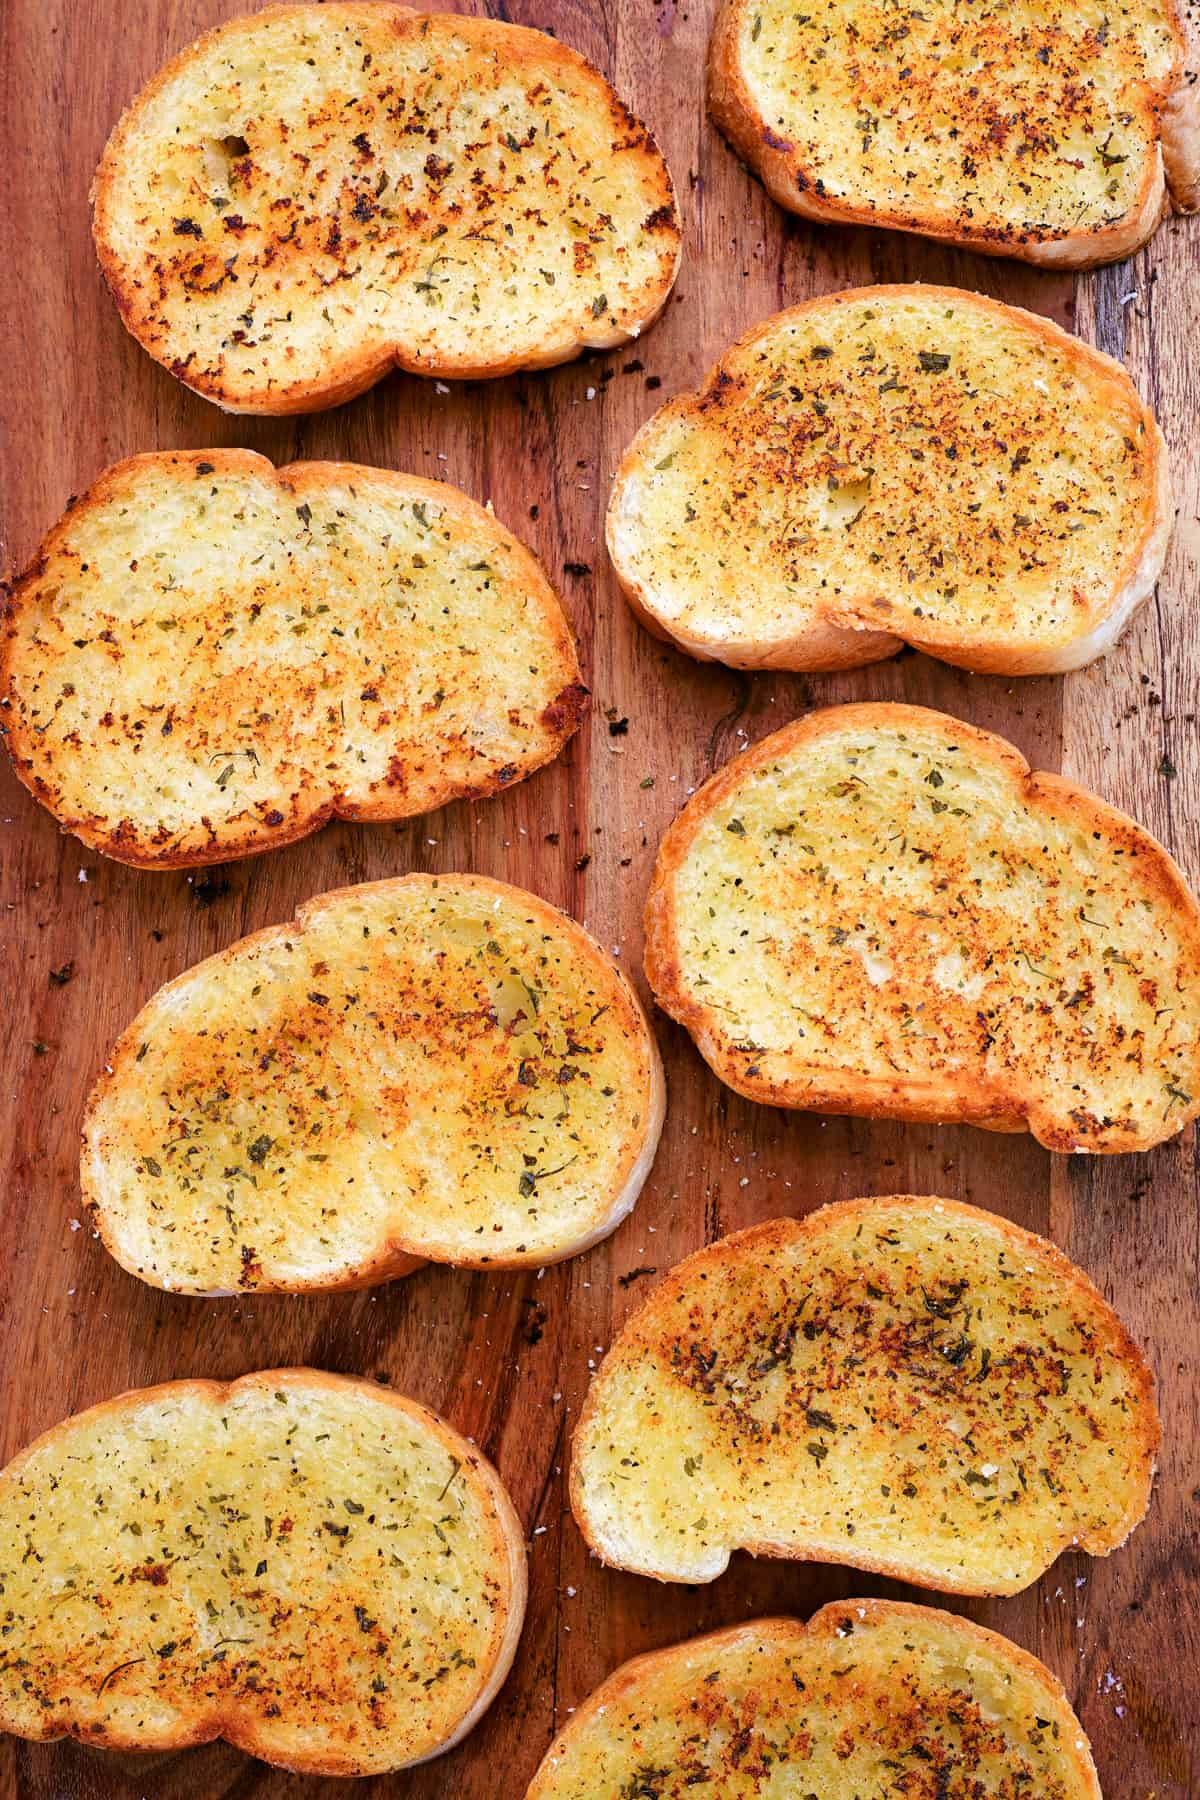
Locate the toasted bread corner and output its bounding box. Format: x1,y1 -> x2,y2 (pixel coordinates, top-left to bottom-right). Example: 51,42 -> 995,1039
1162,24 -> 1200,211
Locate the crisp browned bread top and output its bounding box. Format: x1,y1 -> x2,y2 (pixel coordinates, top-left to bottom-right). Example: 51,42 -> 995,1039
708,0 -> 1198,267
92,4 -> 681,411
1,451 -> 584,867
570,1195 -> 1159,1594
0,1370 -> 527,1775
526,1602 -> 1101,1799
645,702 -> 1200,1153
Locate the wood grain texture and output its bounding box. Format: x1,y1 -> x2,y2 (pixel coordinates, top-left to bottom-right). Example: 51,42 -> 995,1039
0,2 -> 1195,1795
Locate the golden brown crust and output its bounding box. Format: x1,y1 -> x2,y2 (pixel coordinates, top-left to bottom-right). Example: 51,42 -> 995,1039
92,5 -> 681,411
607,285 -> 1172,676
645,702 -> 1200,1152
617,554 -> 900,672
83,873 -> 665,1291
0,1369 -> 527,1775
526,1603 -> 1102,1800
569,1196 -> 1159,1595
708,0 -> 1187,267
0,450 -> 584,868
1162,59 -> 1200,211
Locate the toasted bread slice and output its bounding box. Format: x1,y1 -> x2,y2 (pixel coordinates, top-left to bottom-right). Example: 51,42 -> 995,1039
608,286 -> 1172,675
0,1369 -> 526,1776
92,4 -> 681,412
570,1196 -> 1158,1593
709,0 -> 1198,268
83,874 -> 665,1293
525,1604 -> 1101,1800
646,703 -> 1200,1153
1,451 -> 585,868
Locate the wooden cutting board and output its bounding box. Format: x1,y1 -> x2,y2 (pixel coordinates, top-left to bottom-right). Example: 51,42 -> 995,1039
1,3 -> 1196,1794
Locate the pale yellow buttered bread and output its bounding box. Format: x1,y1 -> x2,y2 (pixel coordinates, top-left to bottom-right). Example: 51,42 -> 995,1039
0,1370 -> 526,1775
525,1604 -> 1101,1800
646,703 -> 1200,1152
709,0 -> 1199,267
83,875 -> 665,1292
570,1197 -> 1158,1593
1,452 -> 584,867
92,4 -> 681,411
608,287 -> 1172,674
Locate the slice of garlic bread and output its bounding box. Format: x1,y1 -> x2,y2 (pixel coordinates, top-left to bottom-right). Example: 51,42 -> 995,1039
92,4 -> 681,411
0,1369 -> 526,1775
709,0 -> 1198,267
526,1604 -> 1101,1800
608,287 -> 1172,674
1,452 -> 584,867
83,875 -> 665,1293
646,703 -> 1200,1153
570,1197 -> 1158,1593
